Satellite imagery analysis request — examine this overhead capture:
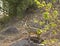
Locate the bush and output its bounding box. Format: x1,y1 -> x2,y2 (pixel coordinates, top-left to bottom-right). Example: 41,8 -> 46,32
3,0 -> 35,17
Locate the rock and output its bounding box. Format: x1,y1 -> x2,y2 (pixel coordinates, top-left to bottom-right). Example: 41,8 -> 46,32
30,37 -> 44,44
1,26 -> 19,35
10,39 -> 29,46
10,38 -> 44,46
29,42 -> 38,46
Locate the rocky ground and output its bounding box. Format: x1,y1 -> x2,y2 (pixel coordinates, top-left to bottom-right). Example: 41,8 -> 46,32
0,4 -> 60,46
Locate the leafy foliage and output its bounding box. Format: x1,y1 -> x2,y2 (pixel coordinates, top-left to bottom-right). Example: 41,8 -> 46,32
37,29 -> 43,35
3,0 -> 34,17
43,12 -> 49,20
1,0 -> 59,45
33,1 -> 59,45
52,30 -> 57,35
50,22 -> 57,28
33,18 -> 39,23
45,2 -> 52,11
42,39 -> 58,44
39,21 -> 45,26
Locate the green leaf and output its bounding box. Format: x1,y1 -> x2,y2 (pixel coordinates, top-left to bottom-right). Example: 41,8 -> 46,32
45,3 -> 52,11
44,24 -> 50,31
33,18 -> 39,23
39,21 -> 45,26
52,30 -> 57,35
37,29 -> 43,35
43,12 -> 49,20
41,40 -> 49,44
53,10 -> 58,15
34,0 -> 40,5
50,39 -> 58,44
50,22 -> 57,27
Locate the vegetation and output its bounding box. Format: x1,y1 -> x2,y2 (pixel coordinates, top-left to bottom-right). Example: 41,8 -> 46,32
3,0 -> 34,16
0,0 -> 60,46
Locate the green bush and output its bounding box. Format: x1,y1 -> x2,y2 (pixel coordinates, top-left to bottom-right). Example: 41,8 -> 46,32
3,0 -> 35,17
